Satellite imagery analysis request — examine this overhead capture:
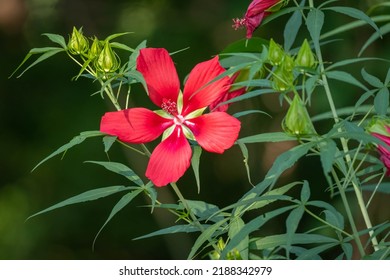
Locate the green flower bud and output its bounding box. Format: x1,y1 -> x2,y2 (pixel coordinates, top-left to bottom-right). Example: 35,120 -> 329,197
282,54 -> 295,73
272,67 -> 291,91
283,94 -> 316,136
88,37 -> 103,59
95,41 -> 120,74
268,38 -> 285,66
295,39 -> 317,70
68,27 -> 89,55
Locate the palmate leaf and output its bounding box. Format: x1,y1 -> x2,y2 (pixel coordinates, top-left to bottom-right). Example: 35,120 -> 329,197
32,131 -> 105,171
27,185 -> 131,220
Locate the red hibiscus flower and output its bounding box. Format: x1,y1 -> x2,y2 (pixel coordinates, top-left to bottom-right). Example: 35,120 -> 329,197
233,0 -> 281,39
100,48 -> 241,187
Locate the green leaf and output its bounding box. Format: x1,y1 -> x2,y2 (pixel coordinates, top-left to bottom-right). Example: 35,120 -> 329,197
306,8 -> 325,50
110,42 -> 134,52
374,87 -> 389,116
10,47 -> 64,78
188,219 -> 229,260
264,142 -> 316,187
236,141 -> 253,186
238,132 -> 297,144
359,22 -> 390,56
323,6 -> 380,35
93,189 -> 143,248
385,67 -> 390,85
361,183 -> 390,194
127,40 -> 147,70
361,68 -> 384,88
27,185 -> 130,220
42,33 -> 67,49
186,200 -> 224,223
296,243 -> 338,259
283,1 -> 303,51
217,88 -> 276,109
104,32 -> 133,42
228,216 -> 248,260
319,139 -> 337,175
233,110 -> 271,119
286,205 -> 305,258
300,180 -> 311,203
326,57 -> 388,71
32,131 -> 104,171
190,146 -> 202,194
326,70 -> 368,91
133,224 -> 201,241
220,206 -> 295,259
307,200 -> 344,230
103,136 -> 117,153
85,161 -> 144,187
250,233 -> 338,250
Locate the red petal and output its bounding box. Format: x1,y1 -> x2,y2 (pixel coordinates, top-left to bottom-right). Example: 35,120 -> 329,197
186,112 -> 241,153
137,48 -> 180,107
182,56 -> 230,115
100,108 -> 173,143
246,0 -> 279,17
146,127 -> 192,187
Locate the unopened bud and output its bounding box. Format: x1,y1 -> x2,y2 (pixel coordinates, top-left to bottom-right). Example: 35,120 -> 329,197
95,41 -> 120,73
283,94 -> 316,136
68,27 -> 89,55
295,39 -> 317,70
268,39 -> 285,66
88,37 -> 102,59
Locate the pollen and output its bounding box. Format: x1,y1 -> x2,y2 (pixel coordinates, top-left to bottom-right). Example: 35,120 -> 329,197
161,98 -> 178,116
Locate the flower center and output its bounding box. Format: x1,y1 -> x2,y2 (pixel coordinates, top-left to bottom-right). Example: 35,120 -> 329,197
232,18 -> 246,30
161,98 -> 178,116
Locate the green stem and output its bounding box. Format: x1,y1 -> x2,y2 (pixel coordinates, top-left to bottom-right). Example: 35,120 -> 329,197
170,182 -> 220,254
331,169 -> 366,257
307,0 -> 379,251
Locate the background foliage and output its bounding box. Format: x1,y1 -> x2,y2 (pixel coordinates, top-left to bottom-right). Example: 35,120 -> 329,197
1,0 -> 389,259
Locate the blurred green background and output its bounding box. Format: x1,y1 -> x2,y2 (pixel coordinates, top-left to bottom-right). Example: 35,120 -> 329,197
1,0 -> 389,259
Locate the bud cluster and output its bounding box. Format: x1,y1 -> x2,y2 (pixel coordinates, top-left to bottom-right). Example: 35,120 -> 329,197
267,38 -> 317,92
67,27 -> 121,78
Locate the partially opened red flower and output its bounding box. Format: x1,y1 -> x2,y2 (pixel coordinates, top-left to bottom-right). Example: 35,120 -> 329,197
233,0 -> 282,39
100,48 -> 241,186
368,118 -> 390,176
